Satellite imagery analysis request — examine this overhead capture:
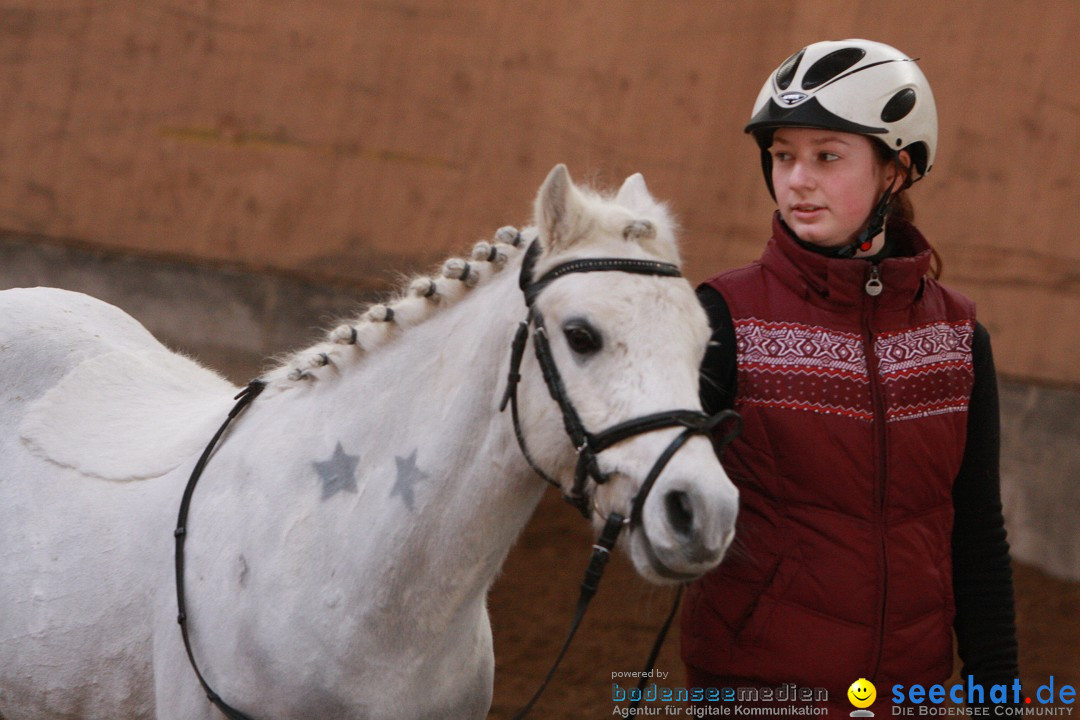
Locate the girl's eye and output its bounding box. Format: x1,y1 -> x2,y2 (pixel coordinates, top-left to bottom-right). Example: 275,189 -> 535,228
820,152 -> 840,162
772,151 -> 792,162
563,319 -> 603,356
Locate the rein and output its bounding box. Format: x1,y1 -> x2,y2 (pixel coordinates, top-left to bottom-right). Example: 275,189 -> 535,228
173,240 -> 740,719
174,380 -> 264,720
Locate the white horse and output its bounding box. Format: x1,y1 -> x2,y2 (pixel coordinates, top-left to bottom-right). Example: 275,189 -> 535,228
0,165 -> 738,720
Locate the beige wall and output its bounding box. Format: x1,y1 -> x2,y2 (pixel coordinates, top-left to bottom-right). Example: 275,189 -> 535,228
2,1 -> 1078,384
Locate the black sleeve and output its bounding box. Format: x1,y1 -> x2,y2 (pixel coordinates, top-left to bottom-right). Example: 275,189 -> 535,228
952,321 -> 1020,687
696,284 -> 738,414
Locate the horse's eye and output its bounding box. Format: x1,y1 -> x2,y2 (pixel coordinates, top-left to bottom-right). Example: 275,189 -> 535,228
563,320 -> 602,355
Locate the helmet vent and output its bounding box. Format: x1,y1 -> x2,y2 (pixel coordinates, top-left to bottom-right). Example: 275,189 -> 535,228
775,49 -> 805,91
881,88 -> 917,123
907,142 -> 930,176
802,47 -> 866,90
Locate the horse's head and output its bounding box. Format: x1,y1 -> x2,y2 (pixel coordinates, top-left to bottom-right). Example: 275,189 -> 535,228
514,165 -> 738,583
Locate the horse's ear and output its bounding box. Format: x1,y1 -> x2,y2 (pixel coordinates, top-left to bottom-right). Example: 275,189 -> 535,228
614,172 -> 652,210
536,164 -> 587,253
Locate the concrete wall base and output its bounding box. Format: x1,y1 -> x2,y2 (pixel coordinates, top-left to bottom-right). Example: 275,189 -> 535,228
1001,382 -> 1080,581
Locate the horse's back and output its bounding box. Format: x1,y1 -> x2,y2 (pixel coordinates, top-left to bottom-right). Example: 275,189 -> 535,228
1,287 -> 237,476
0,287 -> 163,405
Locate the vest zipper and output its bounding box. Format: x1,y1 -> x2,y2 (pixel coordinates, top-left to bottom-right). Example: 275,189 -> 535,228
865,264 -> 883,296
863,262 -> 889,682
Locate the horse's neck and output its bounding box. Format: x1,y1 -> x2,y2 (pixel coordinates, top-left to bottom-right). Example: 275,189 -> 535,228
243,269 -> 544,647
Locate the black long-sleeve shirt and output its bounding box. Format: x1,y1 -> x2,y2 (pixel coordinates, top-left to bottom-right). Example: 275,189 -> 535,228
697,283 -> 1020,686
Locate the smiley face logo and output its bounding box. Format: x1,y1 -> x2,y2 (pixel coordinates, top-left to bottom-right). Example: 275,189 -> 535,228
847,678 -> 877,709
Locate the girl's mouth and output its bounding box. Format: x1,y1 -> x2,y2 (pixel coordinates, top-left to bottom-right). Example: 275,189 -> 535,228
791,203 -> 825,220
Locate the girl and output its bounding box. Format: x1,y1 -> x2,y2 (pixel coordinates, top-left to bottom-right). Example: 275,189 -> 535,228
681,39 -> 1019,712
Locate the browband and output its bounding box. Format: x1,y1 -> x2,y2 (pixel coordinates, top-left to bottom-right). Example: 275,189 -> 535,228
520,239 -> 682,307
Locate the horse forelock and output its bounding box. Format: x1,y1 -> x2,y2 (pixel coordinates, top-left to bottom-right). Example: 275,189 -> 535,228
603,184 -> 681,265
581,181 -> 679,255
262,172 -> 683,391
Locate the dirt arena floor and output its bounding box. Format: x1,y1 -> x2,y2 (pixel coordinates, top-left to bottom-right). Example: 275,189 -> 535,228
486,492 -> 1080,719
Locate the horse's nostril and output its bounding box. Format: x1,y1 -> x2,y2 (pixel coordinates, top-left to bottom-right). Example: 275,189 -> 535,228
664,490 -> 695,539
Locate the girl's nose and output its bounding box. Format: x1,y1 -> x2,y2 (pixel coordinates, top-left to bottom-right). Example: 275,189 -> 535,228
788,159 -> 816,190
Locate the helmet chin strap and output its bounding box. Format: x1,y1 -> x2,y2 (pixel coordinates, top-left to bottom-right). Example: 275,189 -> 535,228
832,153 -> 906,259
834,185 -> 894,259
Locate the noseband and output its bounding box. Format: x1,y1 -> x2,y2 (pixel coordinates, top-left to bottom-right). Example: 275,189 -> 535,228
500,239 -> 741,525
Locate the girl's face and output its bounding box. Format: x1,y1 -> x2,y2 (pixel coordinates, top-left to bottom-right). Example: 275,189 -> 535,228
770,127 -> 900,249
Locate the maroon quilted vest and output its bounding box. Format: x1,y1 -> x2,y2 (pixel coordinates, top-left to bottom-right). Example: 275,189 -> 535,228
682,215 -> 976,707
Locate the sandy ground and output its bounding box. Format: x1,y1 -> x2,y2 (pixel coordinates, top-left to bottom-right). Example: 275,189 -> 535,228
486,492 -> 1080,719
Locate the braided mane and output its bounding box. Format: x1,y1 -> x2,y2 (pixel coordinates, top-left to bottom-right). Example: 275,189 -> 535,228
261,226 -> 535,388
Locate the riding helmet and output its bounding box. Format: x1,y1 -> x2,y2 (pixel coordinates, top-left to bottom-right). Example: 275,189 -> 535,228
746,38 -> 938,198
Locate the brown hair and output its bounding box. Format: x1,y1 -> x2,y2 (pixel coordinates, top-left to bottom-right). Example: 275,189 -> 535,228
873,140 -> 942,279
891,191 -> 914,224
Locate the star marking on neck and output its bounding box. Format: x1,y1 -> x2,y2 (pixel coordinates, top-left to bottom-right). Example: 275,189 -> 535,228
391,450 -> 428,511
312,441 -> 360,501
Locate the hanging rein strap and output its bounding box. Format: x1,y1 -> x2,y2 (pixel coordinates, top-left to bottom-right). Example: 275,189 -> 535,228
511,511 -> 626,720
174,380 -> 265,720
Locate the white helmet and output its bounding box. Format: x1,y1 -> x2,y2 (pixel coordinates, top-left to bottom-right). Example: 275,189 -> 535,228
746,39 -> 938,188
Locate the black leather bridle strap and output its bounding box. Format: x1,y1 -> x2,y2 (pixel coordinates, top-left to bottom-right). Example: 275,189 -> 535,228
528,311 -> 604,501
511,511 -> 625,720
524,257 -> 682,307
631,583 -> 685,712
618,410 -> 742,527
499,320 -> 563,492
175,380 -> 265,720
588,409 -> 719,449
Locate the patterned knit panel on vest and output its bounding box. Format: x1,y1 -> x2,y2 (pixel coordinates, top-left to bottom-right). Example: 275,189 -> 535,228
734,317 -> 973,423
735,317 -> 871,421
875,319 -> 974,421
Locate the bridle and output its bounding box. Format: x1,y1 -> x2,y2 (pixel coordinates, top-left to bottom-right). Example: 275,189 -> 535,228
502,238 -> 741,525
173,238 -> 740,720
502,239 -> 741,718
